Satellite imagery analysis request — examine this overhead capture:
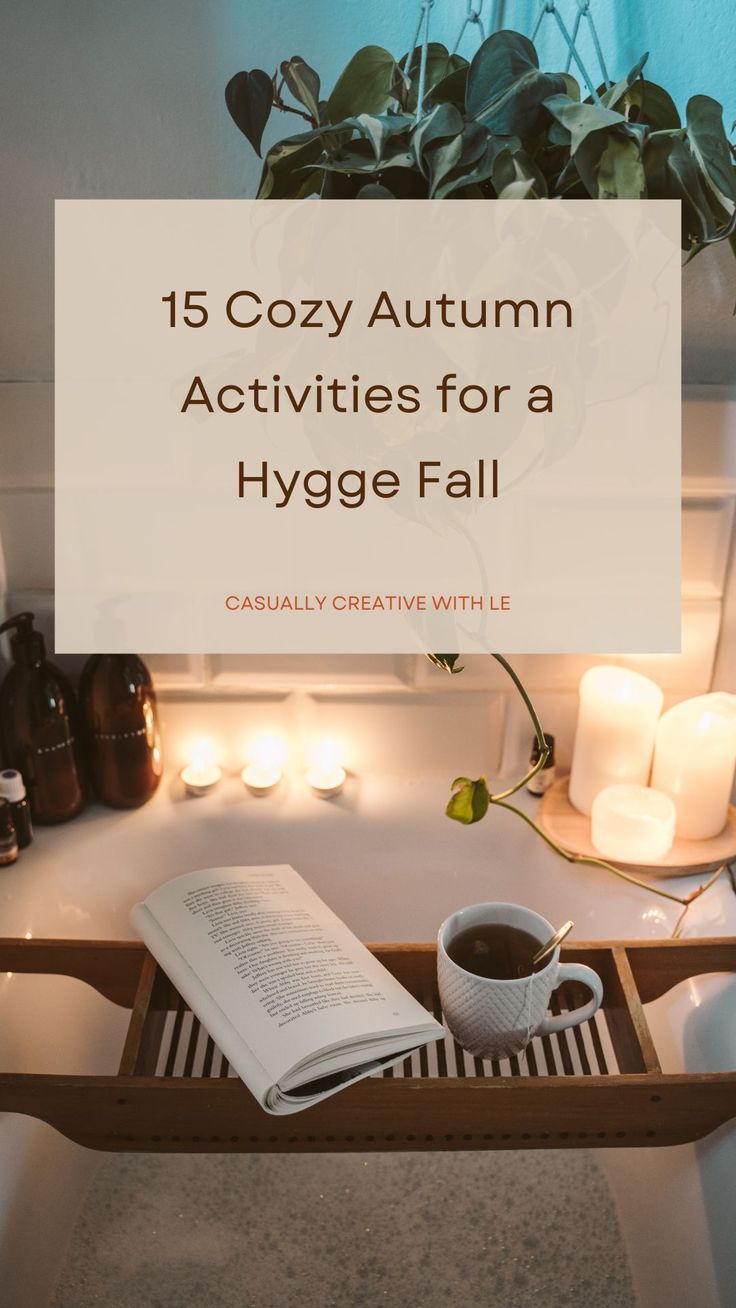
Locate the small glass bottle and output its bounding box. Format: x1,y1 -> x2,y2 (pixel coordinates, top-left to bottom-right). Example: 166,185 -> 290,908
0,799 -> 19,866
79,654 -> 163,808
0,769 -> 33,848
527,733 -> 556,796
0,612 -> 86,823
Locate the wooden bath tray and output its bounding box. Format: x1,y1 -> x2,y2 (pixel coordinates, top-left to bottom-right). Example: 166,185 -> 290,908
1,937 -> 735,1152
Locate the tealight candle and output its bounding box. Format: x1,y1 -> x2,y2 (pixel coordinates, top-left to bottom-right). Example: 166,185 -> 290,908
591,784 -> 676,863
306,739 -> 346,799
242,733 -> 286,797
651,693 -> 736,839
180,740 -> 222,797
569,666 -> 664,817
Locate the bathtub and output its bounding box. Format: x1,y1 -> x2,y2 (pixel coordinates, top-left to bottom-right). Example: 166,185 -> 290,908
1,770 -> 735,1307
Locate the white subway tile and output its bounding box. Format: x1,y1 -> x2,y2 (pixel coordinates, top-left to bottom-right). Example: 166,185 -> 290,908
0,382 -> 53,488
144,654 -> 207,690
0,490 -> 53,589
208,654 -> 413,692
681,498 -> 734,598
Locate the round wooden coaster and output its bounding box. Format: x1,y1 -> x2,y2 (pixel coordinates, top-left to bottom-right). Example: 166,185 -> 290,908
538,775 -> 736,879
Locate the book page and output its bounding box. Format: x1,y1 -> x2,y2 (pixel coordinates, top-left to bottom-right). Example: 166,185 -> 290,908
130,901 -> 273,1105
135,865 -> 438,1083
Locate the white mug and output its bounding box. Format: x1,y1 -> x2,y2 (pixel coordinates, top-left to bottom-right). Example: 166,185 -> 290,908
437,901 -> 604,1060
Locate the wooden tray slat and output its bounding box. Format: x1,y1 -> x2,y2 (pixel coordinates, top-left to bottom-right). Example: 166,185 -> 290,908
1,936 -> 735,1153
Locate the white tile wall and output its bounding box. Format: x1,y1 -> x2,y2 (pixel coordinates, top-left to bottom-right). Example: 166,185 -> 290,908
208,654 -> 414,692
1,381 -> 735,770
0,383 -> 53,489
0,490 -> 53,590
681,498 -> 735,598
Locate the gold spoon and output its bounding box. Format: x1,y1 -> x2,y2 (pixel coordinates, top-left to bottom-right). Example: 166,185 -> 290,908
532,919 -> 574,967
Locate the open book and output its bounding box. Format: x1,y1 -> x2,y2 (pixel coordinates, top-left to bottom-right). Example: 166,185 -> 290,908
130,865 -> 443,1115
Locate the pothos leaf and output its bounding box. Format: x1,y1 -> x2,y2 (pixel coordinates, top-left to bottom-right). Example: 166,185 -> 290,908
325,46 -> 398,124
686,95 -> 736,217
281,56 -> 321,124
446,777 -> 490,824
620,81 -> 680,131
257,128 -> 324,199
543,95 -> 627,153
340,112 -> 413,163
600,52 -> 649,110
426,653 -> 464,674
467,31 -> 566,136
427,62 -> 469,110
499,177 -> 537,199
398,43 -> 468,112
665,135 -> 720,248
357,182 -> 395,198
596,133 -> 646,198
225,69 -> 273,157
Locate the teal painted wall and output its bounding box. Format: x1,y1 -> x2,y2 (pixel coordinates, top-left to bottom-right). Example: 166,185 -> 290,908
244,0 -> 734,138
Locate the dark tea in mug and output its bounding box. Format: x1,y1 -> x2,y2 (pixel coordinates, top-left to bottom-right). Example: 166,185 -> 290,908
447,924 -> 546,980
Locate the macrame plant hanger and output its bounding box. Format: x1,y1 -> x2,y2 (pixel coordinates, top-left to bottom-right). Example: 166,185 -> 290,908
405,0 -> 613,120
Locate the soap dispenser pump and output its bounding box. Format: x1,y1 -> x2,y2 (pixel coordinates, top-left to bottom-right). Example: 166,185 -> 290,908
0,612 -> 87,824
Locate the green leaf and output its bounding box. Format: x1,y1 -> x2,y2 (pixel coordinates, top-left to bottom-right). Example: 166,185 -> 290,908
257,129 -> 324,199
280,56 -> 321,124
411,103 -> 468,195
600,52 -> 649,109
466,31 -> 566,136
492,142 -> 546,197
664,136 -> 719,248
558,73 -> 581,102
596,133 -> 646,198
642,130 -> 678,185
620,81 -> 680,131
398,43 -> 467,112
427,63 -> 469,110
544,95 -> 627,153
435,131 -> 502,198
225,69 -> 273,157
341,112 -> 413,163
498,177 -> 536,199
545,96 -> 644,197
446,777 -> 490,824
313,141 -> 415,175
325,46 -> 398,124
357,183 -> 395,198
427,653 -> 464,674
686,95 -> 736,218
412,102 -> 464,160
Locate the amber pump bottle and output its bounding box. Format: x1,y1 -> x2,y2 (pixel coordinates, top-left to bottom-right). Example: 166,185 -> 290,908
79,654 -> 162,808
0,612 -> 86,823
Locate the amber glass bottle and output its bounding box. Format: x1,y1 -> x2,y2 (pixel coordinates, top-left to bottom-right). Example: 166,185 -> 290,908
79,654 -> 163,808
0,613 -> 86,824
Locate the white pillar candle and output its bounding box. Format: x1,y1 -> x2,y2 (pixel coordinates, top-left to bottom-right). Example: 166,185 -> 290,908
591,784 -> 676,863
651,693 -> 736,839
569,666 -> 664,816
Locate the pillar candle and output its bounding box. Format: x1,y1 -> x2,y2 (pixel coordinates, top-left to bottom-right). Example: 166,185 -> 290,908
569,666 -> 664,817
651,693 -> 736,839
